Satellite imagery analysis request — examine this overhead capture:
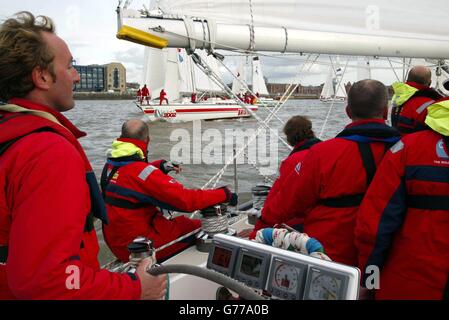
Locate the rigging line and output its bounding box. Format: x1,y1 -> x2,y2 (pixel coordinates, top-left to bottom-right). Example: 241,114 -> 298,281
269,54 -> 316,113
265,54 -> 317,124
248,0 -> 256,52
318,57 -> 350,139
387,57 -> 401,82
192,53 -> 291,150
402,58 -> 407,82
407,58 -> 413,79
202,55 -> 315,190
216,58 -> 289,132
244,152 -> 276,184
217,58 -> 285,124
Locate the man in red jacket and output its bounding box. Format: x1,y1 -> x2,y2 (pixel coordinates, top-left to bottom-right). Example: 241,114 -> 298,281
141,85 -> 150,105
356,98 -> 449,300
159,89 -> 169,105
0,12 -> 166,300
259,80 -> 401,266
390,65 -> 443,134
250,115 -> 321,238
101,119 -> 238,262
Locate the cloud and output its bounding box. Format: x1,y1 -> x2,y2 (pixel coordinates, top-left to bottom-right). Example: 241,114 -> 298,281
114,47 -> 145,83
0,1 -> 410,87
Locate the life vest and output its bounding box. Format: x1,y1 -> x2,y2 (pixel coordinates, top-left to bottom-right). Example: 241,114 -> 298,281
390,82 -> 442,131
0,104 -> 108,265
100,155 -> 153,210
319,122 -> 401,208
356,128 -> 449,299
425,99 -> 449,137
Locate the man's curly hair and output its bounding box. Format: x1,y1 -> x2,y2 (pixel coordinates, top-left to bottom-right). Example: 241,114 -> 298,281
0,11 -> 56,101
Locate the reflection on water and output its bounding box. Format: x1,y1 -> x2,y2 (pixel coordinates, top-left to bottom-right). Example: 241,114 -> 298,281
65,99 -> 350,265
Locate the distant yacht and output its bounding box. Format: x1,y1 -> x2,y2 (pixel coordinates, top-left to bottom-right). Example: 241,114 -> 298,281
320,66 -> 347,103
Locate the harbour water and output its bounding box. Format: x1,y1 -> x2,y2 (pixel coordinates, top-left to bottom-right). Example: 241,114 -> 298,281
65,99 -> 350,265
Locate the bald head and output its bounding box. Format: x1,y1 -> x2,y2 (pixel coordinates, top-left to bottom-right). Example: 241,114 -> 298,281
407,66 -> 432,87
120,119 -> 149,142
347,80 -> 388,120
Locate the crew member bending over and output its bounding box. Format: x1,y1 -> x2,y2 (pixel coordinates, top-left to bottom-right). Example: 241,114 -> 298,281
101,119 -> 238,262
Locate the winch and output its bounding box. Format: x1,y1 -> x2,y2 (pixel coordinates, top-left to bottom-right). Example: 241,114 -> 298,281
196,204 -> 237,252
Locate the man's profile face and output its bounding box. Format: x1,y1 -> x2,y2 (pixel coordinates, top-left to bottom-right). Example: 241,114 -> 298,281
42,32 -> 80,112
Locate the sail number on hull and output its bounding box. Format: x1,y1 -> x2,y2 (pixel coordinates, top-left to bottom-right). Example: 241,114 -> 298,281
155,108 -> 177,118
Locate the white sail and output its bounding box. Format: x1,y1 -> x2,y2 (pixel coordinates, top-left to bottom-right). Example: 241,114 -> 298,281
156,0 -> 449,40
164,49 -> 182,101
232,59 -> 246,95
320,68 -> 335,99
193,51 -> 223,93
178,49 -> 195,93
142,47 -> 181,101
357,57 -> 372,81
142,47 -> 166,98
334,66 -> 347,99
120,1 -> 449,58
252,56 -> 269,96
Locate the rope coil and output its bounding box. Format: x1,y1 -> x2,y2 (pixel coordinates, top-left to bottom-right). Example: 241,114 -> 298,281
201,215 -> 229,234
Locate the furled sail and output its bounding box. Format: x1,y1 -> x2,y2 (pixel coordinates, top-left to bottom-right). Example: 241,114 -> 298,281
120,0 -> 449,58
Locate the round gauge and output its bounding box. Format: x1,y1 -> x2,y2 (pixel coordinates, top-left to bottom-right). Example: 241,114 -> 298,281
309,273 -> 340,300
273,263 -> 298,293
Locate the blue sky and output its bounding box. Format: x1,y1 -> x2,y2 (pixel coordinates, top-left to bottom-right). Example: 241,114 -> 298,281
1,1 -> 402,86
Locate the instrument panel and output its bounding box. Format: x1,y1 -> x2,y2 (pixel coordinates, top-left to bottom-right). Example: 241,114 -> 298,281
207,234 -> 359,300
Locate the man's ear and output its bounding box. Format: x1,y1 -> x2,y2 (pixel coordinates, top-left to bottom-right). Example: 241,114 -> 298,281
345,105 -> 352,119
31,66 -> 51,90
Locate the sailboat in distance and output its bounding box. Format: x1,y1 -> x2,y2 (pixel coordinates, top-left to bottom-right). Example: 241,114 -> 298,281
137,47 -> 257,122
252,56 -> 276,106
320,66 -> 347,103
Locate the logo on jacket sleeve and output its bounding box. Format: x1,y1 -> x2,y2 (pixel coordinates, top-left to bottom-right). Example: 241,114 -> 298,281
390,140 -> 404,154
436,139 -> 449,159
295,162 -> 302,174
138,165 -> 157,181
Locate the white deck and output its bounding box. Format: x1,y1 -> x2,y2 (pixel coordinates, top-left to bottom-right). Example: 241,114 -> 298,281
163,215 -> 253,300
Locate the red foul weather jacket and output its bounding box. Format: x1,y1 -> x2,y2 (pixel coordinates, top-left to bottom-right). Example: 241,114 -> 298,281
356,130 -> 449,300
251,138 -> 321,238
0,98 -> 140,300
260,120 -> 401,266
392,82 -> 442,134
141,87 -> 150,97
101,140 -> 230,262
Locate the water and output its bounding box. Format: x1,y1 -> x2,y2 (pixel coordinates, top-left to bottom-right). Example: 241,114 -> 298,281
66,99 -> 350,191
65,99 -> 350,265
